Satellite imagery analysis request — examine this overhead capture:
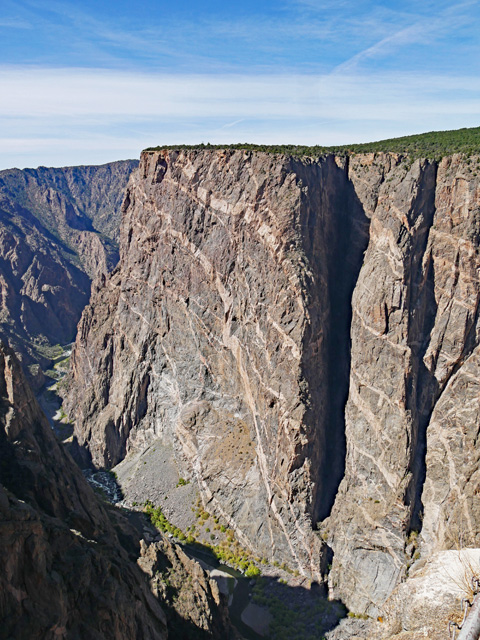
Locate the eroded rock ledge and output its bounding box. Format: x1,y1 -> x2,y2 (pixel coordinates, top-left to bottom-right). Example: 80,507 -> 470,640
66,148 -> 480,627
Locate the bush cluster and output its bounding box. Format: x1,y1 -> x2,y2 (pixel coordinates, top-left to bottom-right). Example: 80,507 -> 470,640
144,500 -> 186,541
144,126 -> 480,162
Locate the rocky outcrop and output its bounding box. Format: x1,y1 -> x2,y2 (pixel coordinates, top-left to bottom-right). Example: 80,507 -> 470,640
0,161 -> 137,384
379,549 -> 480,640
0,341 -> 231,639
139,539 -> 231,639
66,148 -> 480,631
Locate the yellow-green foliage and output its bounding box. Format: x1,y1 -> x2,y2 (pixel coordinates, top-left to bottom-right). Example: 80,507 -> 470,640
348,612 -> 369,620
143,500 -> 186,540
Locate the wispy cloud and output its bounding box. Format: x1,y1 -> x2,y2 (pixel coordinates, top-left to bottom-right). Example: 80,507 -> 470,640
0,18 -> 32,29
333,0 -> 478,73
1,65 -> 479,169
4,0 -> 480,76
221,119 -> 247,129
1,67 -> 478,120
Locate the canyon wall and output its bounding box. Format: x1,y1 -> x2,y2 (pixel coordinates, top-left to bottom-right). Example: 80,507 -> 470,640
66,148 -> 480,621
0,161 -> 137,384
326,153 -> 480,617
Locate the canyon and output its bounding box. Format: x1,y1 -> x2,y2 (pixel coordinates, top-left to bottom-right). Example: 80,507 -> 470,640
0,339 -> 231,639
1,141 -> 480,639
65,147 -> 480,638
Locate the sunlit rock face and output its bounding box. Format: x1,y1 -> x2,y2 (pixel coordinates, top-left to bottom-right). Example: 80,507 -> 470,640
327,154 -> 480,617
67,148 -> 480,621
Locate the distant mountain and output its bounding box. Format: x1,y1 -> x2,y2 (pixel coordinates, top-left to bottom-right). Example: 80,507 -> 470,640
0,160 -> 138,387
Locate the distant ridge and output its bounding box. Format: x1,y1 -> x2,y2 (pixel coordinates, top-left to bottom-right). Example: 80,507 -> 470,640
0,159 -> 138,387
145,125 -> 480,160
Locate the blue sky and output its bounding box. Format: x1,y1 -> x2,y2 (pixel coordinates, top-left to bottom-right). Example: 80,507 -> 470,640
1,0 -> 479,168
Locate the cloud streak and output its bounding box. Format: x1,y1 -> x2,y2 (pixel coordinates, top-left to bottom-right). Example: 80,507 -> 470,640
1,65 -> 479,169
1,67 -> 479,119
333,0 -> 477,73
9,0 -> 479,75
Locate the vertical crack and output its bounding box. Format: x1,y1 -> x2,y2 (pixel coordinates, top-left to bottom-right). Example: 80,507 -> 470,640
402,160 -> 439,533
292,156 -> 370,523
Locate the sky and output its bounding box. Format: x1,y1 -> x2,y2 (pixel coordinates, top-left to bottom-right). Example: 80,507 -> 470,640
1,0 -> 480,169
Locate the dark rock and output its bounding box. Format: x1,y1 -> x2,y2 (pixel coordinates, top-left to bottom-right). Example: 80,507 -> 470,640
0,341 -> 232,639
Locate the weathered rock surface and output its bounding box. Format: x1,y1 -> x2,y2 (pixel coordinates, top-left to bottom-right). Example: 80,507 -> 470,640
66,148 -> 480,635
0,341 -> 231,639
379,549 -> 480,640
67,149 -> 371,578
0,161 -> 137,384
326,153 -> 480,621
138,538 -> 232,639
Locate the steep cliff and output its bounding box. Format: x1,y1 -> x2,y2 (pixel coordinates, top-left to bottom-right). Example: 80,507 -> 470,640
0,340 -> 231,639
67,149 -> 369,578
0,161 -> 137,384
326,153 -> 480,619
66,148 -> 480,632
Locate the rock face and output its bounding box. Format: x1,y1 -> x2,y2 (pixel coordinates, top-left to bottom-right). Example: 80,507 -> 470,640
379,549 -> 480,640
0,340 -> 231,639
138,538 -> 231,639
67,149 -> 371,578
326,153 -> 480,619
66,148 -> 480,628
0,161 -> 137,383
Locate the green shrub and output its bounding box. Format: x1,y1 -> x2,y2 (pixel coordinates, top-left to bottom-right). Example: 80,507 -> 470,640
144,126 -> 480,162
144,500 -> 186,541
348,612 -> 369,620
245,563 -> 260,578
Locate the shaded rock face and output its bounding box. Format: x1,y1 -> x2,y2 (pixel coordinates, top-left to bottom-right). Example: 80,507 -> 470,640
0,341 -> 231,639
0,342 -> 167,640
138,539 -> 231,639
0,161 -> 137,383
67,149 -> 480,619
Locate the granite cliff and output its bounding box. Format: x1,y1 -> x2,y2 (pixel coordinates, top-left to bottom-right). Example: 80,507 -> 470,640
66,148 -> 480,636
0,340 -> 231,639
0,161 -> 137,386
